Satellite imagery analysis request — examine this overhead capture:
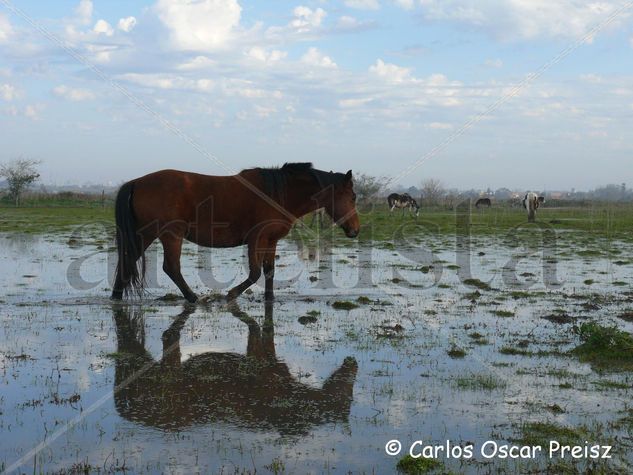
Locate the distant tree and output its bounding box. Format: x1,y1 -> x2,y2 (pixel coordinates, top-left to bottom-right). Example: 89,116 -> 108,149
353,173 -> 387,205
420,178 -> 445,206
0,158 -> 41,206
494,188 -> 513,200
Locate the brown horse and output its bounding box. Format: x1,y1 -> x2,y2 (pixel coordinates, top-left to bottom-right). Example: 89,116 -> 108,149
111,163 -> 360,303
112,302 -> 357,435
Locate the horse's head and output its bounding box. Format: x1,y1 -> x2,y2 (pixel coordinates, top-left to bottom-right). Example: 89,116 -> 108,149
323,170 -> 360,238
411,199 -> 420,217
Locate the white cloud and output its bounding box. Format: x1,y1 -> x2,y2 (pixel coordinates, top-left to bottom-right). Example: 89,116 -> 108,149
369,59 -> 412,83
484,58 -> 503,68
176,55 -> 217,70
337,15 -> 362,30
426,122 -> 453,129
290,6 -> 327,32
580,74 -> 603,84
118,16 -> 137,33
24,104 -> 43,121
93,19 -> 114,37
0,84 -> 18,101
246,46 -> 287,64
344,0 -> 380,10
117,73 -> 215,93
339,97 -> 374,108
393,0 -> 414,9
415,0 -> 629,40
75,0 -> 93,26
85,44 -> 117,63
0,13 -> 13,43
53,85 -> 96,101
301,47 -> 337,68
155,0 -> 241,51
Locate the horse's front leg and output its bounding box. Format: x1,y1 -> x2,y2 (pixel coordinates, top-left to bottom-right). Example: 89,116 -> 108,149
263,242 -> 278,302
227,240 -> 263,301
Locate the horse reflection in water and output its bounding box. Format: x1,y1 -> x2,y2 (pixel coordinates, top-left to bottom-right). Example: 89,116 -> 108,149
112,303 -> 358,435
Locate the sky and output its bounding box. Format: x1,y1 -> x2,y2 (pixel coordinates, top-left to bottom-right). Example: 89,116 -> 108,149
0,0 -> 632,190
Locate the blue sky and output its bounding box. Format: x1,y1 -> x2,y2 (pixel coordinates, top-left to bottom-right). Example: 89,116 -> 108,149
1,0 -> 632,190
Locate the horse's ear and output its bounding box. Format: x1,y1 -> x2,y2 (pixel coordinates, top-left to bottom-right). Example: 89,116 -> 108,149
345,170 -> 352,181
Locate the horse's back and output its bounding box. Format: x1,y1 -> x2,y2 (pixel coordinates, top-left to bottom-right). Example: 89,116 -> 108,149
130,169 -> 231,221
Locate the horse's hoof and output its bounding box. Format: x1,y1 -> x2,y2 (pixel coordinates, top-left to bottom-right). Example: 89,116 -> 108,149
185,294 -> 198,304
111,291 -> 123,300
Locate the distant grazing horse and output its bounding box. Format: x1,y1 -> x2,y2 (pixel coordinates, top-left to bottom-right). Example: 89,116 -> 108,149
111,163 -> 360,303
475,197 -> 492,209
387,193 -> 420,217
112,303 -> 357,435
522,192 -> 543,222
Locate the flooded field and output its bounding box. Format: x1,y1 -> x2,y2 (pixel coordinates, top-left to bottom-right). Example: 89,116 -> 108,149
2,222 -> 633,474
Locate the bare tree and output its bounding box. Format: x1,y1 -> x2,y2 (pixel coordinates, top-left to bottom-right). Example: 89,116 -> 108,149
0,158 -> 41,206
420,178 -> 445,206
353,173 -> 387,206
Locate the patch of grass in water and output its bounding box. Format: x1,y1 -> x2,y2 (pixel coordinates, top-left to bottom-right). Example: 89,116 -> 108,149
331,300 -> 359,310
617,311 -> 633,322
514,422 -> 592,447
463,278 -> 491,291
447,345 -> 467,358
298,315 -> 318,325
509,290 -> 531,299
572,322 -> 633,370
592,380 -> 629,390
493,309 -> 515,318
499,346 -> 531,356
356,296 -> 372,304
396,455 -> 442,474
455,374 -> 506,391
583,279 -> 595,285
464,291 -> 481,301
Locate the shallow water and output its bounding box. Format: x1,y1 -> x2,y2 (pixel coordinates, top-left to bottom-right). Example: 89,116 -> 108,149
1,231 -> 633,473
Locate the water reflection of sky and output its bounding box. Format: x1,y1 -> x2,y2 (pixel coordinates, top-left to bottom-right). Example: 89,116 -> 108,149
1,232 -> 632,473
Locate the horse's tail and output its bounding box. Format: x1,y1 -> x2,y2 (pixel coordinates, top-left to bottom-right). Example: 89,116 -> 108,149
114,181 -> 145,296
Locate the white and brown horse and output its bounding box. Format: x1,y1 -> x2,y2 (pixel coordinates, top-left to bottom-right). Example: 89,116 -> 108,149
387,193 -> 419,217
522,192 -> 545,222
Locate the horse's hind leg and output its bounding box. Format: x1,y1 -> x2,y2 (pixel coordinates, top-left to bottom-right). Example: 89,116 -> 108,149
111,228 -> 156,300
160,233 -> 198,303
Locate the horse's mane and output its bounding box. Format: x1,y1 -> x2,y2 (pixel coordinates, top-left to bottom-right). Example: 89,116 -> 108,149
254,162 -> 346,204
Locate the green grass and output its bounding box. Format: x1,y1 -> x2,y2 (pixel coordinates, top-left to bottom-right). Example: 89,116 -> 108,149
514,422 -> 592,447
447,345 -> 467,358
455,374 -> 506,391
493,309 -> 515,318
4,202 -> 633,241
331,300 -> 359,311
0,206 -> 113,233
463,278 -> 491,291
291,202 -> 633,244
572,322 -> 633,370
396,455 -> 442,474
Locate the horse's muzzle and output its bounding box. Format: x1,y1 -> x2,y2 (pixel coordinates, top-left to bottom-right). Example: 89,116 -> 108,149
345,227 -> 359,238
